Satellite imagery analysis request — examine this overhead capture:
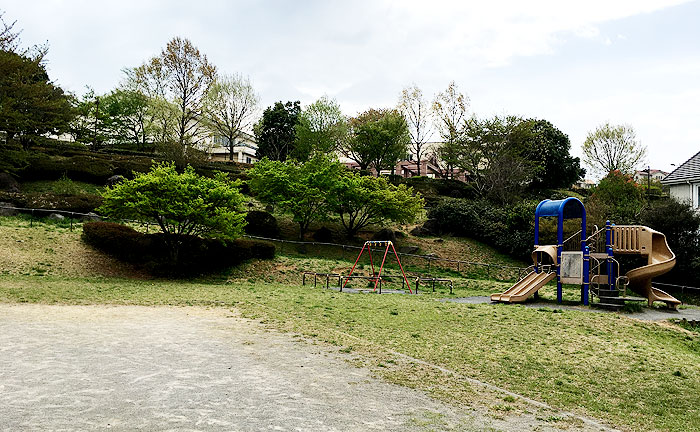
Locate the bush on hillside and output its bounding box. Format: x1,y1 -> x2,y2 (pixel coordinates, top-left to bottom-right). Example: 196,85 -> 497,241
0,191 -> 103,213
428,198 -> 536,260
244,210 -> 280,238
82,221 -> 275,275
641,198 -> 700,286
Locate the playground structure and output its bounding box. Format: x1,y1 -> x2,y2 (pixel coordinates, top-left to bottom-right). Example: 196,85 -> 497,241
342,240 -> 414,293
491,197 -> 681,309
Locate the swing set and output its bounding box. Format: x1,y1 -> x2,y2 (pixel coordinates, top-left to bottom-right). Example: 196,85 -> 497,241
342,240 -> 414,293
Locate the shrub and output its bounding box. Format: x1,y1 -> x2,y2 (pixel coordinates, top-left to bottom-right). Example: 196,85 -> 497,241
244,210 -> 280,238
82,222 -> 275,275
587,170 -> 644,225
428,198 -> 536,260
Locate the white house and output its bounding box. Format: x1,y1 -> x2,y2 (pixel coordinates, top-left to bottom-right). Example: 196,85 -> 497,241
206,131 -> 258,164
633,169 -> 669,183
661,150 -> 700,209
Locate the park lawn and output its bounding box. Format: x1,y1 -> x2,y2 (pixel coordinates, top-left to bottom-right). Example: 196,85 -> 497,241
0,275 -> 697,432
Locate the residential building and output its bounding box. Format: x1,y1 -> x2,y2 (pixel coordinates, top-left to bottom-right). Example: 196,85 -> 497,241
661,151 -> 700,209
633,169 -> 669,183
207,131 -> 258,164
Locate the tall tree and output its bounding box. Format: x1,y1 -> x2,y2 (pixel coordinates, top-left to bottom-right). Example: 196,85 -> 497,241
398,84 -> 432,176
344,108 -> 410,175
432,81 -> 469,179
0,50 -> 73,149
101,89 -> 152,150
204,73 -> 260,161
254,101 -> 301,161
582,122 -> 647,176
142,37 -> 217,161
248,154 -> 344,239
520,119 -> 585,189
294,96 -> 348,161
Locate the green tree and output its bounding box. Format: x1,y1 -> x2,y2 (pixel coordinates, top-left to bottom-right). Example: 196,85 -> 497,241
344,108 -> 410,174
101,88 -> 152,150
431,81 -> 468,179
521,119 -> 585,189
294,96 -> 348,161
0,50 -> 74,149
141,37 -> 217,161
204,73 -> 260,161
248,154 -> 344,239
254,101 -> 301,161
587,170 -> 644,224
583,122 -> 647,176
330,172 -> 424,238
456,115 -> 534,203
398,84 -> 433,176
99,162 -> 246,262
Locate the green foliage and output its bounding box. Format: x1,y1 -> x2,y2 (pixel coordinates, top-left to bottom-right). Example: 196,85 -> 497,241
99,162 -> 246,259
521,119 -> 585,189
344,108 -> 410,173
428,198 -> 536,259
294,96 -> 348,161
329,173 -> 424,238
0,50 -> 74,149
641,197 -> 700,286
254,101 -> 301,161
248,154 -> 344,239
82,221 -> 274,275
587,170 -> 644,225
583,122 -> 647,176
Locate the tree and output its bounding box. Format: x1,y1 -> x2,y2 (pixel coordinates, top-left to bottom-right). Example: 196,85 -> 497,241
520,119 -> 585,189
141,37 -> 217,161
98,162 -> 246,262
344,108 -> 410,175
248,154 -> 344,239
0,50 -> 74,149
329,172 -> 424,238
456,116 -> 535,203
101,89 -> 152,150
582,122 -> 647,176
432,81 -> 469,179
254,101 -> 301,161
204,73 -> 260,161
587,170 -> 645,225
294,96 -> 348,161
398,84 -> 432,176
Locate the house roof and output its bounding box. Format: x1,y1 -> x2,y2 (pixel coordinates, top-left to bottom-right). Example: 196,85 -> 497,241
661,150 -> 700,185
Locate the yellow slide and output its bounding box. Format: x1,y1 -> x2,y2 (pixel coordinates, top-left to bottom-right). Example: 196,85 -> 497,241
491,271 -> 556,303
614,226 -> 681,309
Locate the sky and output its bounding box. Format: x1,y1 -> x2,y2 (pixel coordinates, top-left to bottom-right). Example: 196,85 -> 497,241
3,0 -> 699,178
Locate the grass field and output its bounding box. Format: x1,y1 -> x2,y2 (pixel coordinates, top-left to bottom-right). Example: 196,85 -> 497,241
0,216 -> 698,431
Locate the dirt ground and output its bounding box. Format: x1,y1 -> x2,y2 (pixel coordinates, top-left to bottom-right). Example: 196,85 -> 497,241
0,304 -> 620,431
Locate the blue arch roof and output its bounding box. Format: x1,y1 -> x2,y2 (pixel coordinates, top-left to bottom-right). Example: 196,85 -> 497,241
535,198 -> 586,220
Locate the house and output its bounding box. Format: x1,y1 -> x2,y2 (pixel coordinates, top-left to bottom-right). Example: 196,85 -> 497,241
633,169 -> 669,183
661,150 -> 700,209
574,179 -> 597,190
206,131 -> 258,164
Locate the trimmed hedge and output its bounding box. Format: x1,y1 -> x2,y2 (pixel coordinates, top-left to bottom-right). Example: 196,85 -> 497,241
0,191 -> 103,213
244,210 -> 280,238
82,221 -> 275,275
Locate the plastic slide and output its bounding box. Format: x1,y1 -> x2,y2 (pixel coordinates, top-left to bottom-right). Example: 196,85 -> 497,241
490,271 -> 556,303
618,226 -> 680,309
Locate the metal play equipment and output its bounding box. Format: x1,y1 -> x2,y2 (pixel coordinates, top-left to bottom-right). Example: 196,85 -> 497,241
492,197 -> 590,305
342,240 -> 413,293
491,197 -> 680,309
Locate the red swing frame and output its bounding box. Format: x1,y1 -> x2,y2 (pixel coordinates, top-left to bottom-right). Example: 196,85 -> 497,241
343,240 -> 413,294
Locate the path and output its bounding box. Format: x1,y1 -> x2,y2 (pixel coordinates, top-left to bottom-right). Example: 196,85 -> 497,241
0,304 -> 616,431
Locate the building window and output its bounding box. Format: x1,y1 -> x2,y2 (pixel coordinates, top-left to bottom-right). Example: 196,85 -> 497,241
246,157 -> 251,164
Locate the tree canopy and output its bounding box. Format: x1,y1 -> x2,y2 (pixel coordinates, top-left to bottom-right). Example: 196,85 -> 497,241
344,108 -> 410,174
583,122 -> 647,176
294,96 -> 348,161
521,119 -> 585,189
398,84 -> 433,176
0,50 -> 73,149
99,162 -> 246,260
329,173 -> 424,238
248,154 -> 344,239
254,101 -> 301,161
